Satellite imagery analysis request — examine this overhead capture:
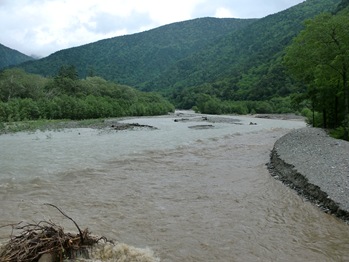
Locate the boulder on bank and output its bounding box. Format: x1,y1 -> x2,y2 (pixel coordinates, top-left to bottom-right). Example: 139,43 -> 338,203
268,127 -> 349,222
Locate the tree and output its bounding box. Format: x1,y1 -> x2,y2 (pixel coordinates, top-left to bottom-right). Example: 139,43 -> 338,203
54,65 -> 80,94
0,69 -> 46,102
284,9 -> 349,138
57,65 -> 78,80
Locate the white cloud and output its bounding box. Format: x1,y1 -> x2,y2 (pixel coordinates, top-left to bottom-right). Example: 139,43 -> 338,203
214,7 -> 236,18
0,0 -> 304,57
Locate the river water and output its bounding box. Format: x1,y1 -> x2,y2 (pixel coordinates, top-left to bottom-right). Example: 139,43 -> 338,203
0,112 -> 348,261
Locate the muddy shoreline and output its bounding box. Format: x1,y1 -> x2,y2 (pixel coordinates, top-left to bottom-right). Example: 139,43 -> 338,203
268,128 -> 349,223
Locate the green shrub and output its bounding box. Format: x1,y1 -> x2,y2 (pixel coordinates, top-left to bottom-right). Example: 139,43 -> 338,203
330,126 -> 347,140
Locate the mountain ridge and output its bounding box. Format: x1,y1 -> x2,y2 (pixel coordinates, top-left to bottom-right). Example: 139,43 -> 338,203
11,0 -> 343,108
143,0 -> 341,93
0,43 -> 34,69
18,17 -> 256,84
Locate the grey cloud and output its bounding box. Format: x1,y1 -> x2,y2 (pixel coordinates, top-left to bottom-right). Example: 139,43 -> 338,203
0,0 -> 10,7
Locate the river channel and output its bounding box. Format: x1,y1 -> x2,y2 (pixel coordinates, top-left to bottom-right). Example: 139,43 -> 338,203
0,112 -> 348,261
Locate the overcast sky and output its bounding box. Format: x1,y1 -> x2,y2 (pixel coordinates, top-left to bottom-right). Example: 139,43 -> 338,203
0,0 -> 304,58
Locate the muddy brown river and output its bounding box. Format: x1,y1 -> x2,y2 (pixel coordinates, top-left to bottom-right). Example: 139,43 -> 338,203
0,113 -> 348,261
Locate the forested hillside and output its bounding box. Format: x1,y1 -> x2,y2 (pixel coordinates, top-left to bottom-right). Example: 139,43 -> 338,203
0,43 -> 34,69
18,17 -> 255,85
16,0 -> 341,112
154,0 -> 341,107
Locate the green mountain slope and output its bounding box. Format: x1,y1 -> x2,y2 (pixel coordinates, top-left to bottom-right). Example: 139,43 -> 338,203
16,0 -> 341,110
144,0 -> 341,97
19,17 -> 256,85
0,43 -> 34,69
335,0 -> 349,12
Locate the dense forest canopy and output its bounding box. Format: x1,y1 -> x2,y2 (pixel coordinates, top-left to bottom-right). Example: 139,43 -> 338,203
0,67 -> 174,122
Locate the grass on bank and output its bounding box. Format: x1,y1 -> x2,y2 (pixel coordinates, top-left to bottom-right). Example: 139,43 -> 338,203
0,118 -> 109,135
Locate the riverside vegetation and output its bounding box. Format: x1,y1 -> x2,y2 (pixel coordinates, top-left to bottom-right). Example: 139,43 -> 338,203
0,66 -> 174,126
0,0 -> 348,139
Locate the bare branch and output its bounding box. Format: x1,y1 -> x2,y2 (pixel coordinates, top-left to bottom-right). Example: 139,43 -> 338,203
44,203 -> 84,244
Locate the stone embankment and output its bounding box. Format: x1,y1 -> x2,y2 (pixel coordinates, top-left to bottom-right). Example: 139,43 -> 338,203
269,127 -> 349,223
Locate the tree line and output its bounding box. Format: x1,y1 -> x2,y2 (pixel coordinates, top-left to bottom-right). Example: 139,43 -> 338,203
0,66 -> 174,122
284,4 -> 349,139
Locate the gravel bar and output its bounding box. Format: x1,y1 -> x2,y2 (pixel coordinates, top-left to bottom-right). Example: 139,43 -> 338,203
269,127 -> 349,223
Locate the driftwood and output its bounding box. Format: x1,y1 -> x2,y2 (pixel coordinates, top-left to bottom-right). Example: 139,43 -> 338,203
111,123 -> 157,131
0,204 -> 108,262
173,118 -> 190,122
188,124 -> 214,129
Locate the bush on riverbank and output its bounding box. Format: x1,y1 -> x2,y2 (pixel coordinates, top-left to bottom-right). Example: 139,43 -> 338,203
194,94 -> 294,115
0,95 -> 174,122
0,68 -> 175,122
0,118 -> 111,134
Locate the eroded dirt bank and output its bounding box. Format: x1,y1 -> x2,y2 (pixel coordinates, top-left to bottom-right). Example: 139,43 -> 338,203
269,127 -> 349,223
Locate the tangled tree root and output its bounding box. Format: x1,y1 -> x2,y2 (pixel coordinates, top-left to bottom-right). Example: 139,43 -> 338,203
0,204 -> 108,262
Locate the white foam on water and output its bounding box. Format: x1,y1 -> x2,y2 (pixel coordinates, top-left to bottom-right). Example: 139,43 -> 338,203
0,241 -> 160,262
88,241 -> 159,262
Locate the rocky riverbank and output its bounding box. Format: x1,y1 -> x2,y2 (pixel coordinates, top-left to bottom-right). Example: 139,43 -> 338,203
269,127 -> 349,223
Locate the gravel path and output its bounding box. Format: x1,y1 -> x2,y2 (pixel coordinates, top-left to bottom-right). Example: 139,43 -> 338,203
269,127 -> 349,222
